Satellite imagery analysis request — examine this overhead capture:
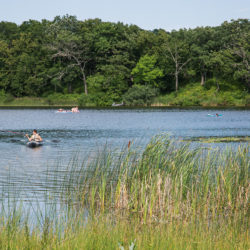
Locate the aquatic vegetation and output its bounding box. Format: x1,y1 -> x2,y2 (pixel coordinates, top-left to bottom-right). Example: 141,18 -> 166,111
0,135 -> 249,249
184,136 -> 250,143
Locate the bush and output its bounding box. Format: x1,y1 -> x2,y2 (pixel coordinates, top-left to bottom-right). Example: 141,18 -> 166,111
155,81 -> 248,107
78,93 -> 113,107
123,85 -> 159,106
46,93 -> 80,105
78,94 -> 91,107
3,93 -> 15,103
0,90 -> 6,103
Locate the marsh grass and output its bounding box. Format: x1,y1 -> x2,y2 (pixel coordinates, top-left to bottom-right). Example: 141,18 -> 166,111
0,135 -> 249,249
184,136 -> 250,143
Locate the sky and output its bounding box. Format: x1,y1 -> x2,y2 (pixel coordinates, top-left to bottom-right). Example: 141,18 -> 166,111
0,0 -> 249,31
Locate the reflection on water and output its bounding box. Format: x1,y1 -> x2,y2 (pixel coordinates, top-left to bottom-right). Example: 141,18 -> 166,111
0,108 -> 249,205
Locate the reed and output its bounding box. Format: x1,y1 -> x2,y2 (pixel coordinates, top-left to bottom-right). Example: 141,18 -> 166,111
0,135 -> 248,249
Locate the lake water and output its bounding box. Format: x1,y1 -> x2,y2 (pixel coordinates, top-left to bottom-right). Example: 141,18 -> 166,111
0,108 -> 249,206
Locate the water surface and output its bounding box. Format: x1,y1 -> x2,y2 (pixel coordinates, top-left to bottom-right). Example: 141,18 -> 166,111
0,108 -> 249,203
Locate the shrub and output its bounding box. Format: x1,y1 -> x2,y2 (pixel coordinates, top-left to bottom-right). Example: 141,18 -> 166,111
123,85 -> 159,106
0,90 -> 6,103
46,93 -> 80,105
3,93 -> 15,103
78,94 -> 90,107
78,93 -> 113,107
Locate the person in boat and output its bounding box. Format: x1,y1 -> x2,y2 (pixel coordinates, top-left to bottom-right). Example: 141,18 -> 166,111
71,106 -> 79,113
216,113 -> 219,117
25,129 -> 43,142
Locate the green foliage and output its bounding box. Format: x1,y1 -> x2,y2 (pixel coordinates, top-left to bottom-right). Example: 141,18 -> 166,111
0,90 -> 15,103
46,93 -> 80,105
0,17 -> 249,106
78,94 -> 90,106
123,84 -> 158,106
131,54 -> 164,86
156,82 -> 249,106
0,89 -> 6,99
3,93 -> 15,103
78,93 -> 113,107
87,74 -> 106,93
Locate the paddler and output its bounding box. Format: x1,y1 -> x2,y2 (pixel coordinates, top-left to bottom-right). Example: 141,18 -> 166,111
25,129 -> 43,142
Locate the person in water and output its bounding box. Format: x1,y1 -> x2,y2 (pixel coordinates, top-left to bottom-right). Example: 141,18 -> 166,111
26,129 -> 43,142
71,106 -> 79,113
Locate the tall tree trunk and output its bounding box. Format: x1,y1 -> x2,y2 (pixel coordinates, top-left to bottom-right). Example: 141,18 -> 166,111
175,71 -> 178,92
82,72 -> 88,95
201,73 -> 205,86
68,82 -> 72,93
215,76 -> 220,92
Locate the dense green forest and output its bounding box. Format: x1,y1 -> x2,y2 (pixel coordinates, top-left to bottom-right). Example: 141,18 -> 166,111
0,16 -> 249,106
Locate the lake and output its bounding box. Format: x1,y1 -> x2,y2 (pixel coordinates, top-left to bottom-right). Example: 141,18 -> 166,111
0,108 -> 249,205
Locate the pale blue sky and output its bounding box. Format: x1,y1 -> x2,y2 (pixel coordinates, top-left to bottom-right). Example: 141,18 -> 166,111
0,0 -> 249,31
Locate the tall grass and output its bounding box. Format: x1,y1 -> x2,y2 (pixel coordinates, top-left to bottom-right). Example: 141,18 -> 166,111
0,135 -> 249,249
155,82 -> 249,107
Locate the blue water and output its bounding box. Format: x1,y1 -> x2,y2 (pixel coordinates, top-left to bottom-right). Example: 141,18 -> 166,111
0,108 -> 249,203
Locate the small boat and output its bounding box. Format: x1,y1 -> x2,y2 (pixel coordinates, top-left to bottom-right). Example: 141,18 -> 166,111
112,102 -> 124,107
207,114 -> 223,117
26,141 -> 43,148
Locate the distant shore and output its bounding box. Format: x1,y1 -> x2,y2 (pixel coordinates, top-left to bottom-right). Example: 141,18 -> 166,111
1,82 -> 249,109
0,103 -> 249,109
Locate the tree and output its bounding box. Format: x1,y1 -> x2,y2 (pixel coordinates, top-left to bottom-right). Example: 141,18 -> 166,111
188,27 -> 217,86
231,35 -> 250,89
131,54 -> 163,87
0,29 -> 49,96
85,20 -> 141,99
48,16 -> 91,95
0,40 -> 10,92
228,23 -> 250,90
161,32 -> 191,91
212,19 -> 250,90
123,84 -> 158,106
0,21 -> 19,42
0,17 -> 249,101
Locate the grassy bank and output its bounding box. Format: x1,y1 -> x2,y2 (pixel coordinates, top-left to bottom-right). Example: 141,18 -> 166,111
0,93 -> 80,107
0,82 -> 249,108
155,82 -> 250,107
0,216 -> 248,249
0,136 -> 249,249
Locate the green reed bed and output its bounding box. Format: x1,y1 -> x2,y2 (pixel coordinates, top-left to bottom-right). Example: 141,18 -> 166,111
0,135 -> 249,249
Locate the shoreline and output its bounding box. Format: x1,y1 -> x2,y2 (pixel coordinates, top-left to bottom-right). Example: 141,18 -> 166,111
0,104 -> 249,110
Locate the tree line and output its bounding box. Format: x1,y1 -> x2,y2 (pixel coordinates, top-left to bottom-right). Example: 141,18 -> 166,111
0,16 -> 249,105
